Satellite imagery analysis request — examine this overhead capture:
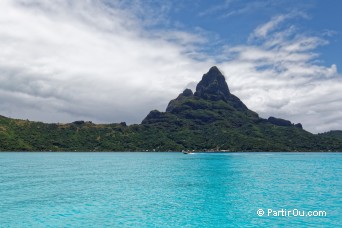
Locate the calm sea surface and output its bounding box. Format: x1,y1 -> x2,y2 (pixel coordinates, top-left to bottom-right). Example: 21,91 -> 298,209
0,152 -> 341,227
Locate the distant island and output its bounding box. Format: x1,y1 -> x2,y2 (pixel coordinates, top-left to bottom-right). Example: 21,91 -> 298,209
1,66 -> 341,152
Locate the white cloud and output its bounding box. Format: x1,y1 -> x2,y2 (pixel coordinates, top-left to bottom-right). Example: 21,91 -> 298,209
249,11 -> 308,40
252,15 -> 287,38
0,0 -> 212,123
220,15 -> 342,133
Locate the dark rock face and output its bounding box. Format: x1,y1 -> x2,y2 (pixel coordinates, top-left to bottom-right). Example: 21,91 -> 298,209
194,66 -> 230,101
268,117 -> 303,129
72,120 -> 85,125
268,117 -> 292,127
182,88 -> 193,97
154,66 -> 257,126
162,66 -> 255,123
192,66 -> 248,111
295,123 -> 303,129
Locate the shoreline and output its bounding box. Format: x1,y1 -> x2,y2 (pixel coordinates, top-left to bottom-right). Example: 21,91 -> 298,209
1,151 -> 341,153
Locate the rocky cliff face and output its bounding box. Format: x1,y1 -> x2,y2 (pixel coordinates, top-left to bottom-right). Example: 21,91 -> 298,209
268,117 -> 302,129
145,66 -> 257,125
194,66 -> 230,101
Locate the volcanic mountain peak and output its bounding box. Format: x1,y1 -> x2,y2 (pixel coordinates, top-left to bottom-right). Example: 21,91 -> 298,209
164,66 -> 250,115
194,66 -> 230,101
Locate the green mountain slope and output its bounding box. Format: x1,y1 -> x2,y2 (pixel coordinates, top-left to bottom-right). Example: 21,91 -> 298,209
1,67 -> 341,151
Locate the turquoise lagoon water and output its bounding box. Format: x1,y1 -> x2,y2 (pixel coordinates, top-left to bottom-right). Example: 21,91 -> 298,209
0,152 -> 341,227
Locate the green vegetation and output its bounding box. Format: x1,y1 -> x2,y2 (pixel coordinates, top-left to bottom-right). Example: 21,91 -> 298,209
1,67 -> 341,152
